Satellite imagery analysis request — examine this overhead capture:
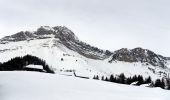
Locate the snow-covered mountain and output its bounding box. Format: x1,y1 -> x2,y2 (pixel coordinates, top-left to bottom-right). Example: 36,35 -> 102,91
0,26 -> 111,60
110,48 -> 170,69
0,26 -> 170,79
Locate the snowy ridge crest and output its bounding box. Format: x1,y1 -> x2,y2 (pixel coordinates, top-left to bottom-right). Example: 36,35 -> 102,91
0,26 -> 170,78
0,26 -> 112,60
0,26 -> 78,43
109,47 -> 170,69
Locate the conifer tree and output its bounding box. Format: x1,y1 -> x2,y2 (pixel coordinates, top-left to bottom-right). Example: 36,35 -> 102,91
96,75 -> 99,80
101,76 -> 105,81
126,77 -> 132,84
137,75 -> 144,85
93,75 -> 96,79
110,74 -> 115,82
145,76 -> 152,83
105,77 -> 109,81
161,79 -> 165,89
155,79 -> 162,87
119,73 -> 125,84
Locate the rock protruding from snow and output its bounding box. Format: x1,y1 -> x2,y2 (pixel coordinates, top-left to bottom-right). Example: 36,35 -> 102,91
109,47 -> 170,69
0,26 -> 112,60
0,31 -> 36,43
0,26 -> 170,79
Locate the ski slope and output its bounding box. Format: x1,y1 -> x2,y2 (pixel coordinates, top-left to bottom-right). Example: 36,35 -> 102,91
0,71 -> 169,100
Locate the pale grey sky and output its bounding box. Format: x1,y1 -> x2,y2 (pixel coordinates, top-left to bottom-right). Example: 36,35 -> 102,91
0,0 -> 170,56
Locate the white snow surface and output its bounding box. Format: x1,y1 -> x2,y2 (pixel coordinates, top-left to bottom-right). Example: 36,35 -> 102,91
0,71 -> 169,100
0,38 -> 170,79
25,65 -> 43,69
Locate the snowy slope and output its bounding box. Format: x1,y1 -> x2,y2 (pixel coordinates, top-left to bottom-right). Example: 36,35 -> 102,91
0,26 -> 170,79
0,71 -> 169,100
0,36 -> 169,80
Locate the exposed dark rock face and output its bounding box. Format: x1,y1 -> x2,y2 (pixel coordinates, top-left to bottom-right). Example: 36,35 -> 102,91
0,26 -> 112,60
0,31 -> 36,43
0,26 -> 169,68
109,47 -> 170,68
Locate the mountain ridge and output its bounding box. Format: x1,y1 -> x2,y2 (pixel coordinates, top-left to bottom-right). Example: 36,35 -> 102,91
1,26 -> 169,68
110,47 -> 170,69
0,26 -> 170,79
0,26 -> 111,60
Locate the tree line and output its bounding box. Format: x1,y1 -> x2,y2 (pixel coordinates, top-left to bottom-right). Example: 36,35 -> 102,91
93,73 -> 170,90
0,55 -> 54,73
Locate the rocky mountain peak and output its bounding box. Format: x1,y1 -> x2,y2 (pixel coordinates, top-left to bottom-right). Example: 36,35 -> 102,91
109,47 -> 168,68
0,26 -> 111,60
0,26 -> 169,68
0,26 -> 78,44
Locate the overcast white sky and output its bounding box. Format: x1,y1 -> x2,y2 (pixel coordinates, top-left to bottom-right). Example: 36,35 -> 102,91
0,0 -> 170,56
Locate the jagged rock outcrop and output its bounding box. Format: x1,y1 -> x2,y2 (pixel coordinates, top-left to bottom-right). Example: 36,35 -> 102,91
0,25 -> 170,78
0,26 -> 112,60
109,47 -> 170,68
0,26 -> 170,68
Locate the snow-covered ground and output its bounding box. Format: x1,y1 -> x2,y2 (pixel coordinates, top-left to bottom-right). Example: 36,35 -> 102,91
0,71 -> 169,100
0,38 -> 169,79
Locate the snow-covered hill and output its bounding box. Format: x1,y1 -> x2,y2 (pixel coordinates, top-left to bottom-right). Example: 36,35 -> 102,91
0,26 -> 170,79
0,71 -> 169,100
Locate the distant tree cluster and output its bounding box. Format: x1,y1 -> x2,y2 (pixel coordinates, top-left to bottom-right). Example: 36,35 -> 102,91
154,78 -> 170,90
0,55 -> 54,73
93,73 -> 170,90
154,79 -> 165,88
164,78 -> 170,90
